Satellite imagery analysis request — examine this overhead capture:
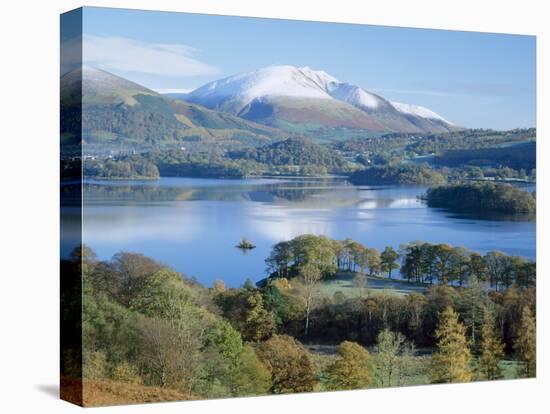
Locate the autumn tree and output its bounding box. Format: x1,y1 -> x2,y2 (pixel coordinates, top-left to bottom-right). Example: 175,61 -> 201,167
213,279 -> 226,294
365,248 -> 382,276
381,246 -> 400,279
326,341 -> 371,390
514,306 -> 536,377
429,306 -> 472,383
478,308 -> 504,380
256,335 -> 318,393
215,289 -> 276,342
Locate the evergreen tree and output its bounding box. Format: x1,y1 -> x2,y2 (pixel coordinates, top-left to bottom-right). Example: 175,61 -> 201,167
458,275 -> 486,351
478,308 -> 504,380
514,306 -> 536,377
429,306 -> 472,383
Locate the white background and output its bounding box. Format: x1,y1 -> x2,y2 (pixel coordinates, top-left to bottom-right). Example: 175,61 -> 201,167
0,0 -> 548,412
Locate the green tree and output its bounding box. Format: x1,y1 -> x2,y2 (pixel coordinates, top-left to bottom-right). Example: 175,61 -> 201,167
429,306 -> 472,383
231,345 -> 271,396
326,341 -> 371,390
514,306 -> 536,377
243,291 -> 277,342
478,308 -> 504,380
215,289 -> 276,342
381,246 -> 400,279
243,278 -> 256,290
256,335 -> 318,394
457,275 -> 485,350
292,234 -> 337,275
374,329 -> 406,387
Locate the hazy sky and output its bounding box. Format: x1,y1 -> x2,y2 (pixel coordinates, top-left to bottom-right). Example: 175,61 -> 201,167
79,7 -> 536,130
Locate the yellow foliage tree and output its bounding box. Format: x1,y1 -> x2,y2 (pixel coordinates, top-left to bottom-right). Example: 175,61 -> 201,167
429,306 -> 472,383
478,308 -> 504,380
326,341 -> 371,390
515,306 -> 536,377
256,334 -> 318,394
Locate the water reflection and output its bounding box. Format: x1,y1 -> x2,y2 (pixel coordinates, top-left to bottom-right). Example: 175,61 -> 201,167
78,178 -> 536,287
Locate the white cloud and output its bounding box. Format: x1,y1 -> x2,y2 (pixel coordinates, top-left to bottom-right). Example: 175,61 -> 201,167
82,35 -> 220,77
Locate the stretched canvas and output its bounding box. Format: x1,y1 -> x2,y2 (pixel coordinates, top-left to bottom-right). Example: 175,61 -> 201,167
60,6 -> 536,407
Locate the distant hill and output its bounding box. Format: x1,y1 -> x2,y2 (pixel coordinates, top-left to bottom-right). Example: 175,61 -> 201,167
60,66 -> 286,155
178,65 -> 460,137
227,137 -> 349,171
435,141 -> 536,171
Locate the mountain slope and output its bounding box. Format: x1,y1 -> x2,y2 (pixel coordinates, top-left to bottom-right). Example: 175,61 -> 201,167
61,66 -> 286,155
181,65 -> 459,136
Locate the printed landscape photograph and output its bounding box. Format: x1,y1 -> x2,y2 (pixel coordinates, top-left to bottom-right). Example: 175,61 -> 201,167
60,7 -> 536,407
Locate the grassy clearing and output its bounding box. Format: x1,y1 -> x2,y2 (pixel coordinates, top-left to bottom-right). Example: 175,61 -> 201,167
320,271 -> 428,299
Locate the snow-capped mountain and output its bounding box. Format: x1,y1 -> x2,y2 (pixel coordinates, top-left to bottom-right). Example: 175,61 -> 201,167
391,101 -> 453,125
179,65 -> 458,134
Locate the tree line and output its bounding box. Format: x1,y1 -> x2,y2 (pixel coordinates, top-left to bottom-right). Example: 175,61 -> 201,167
264,235 -> 536,290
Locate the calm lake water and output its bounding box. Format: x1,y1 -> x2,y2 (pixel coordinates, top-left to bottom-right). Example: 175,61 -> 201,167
63,177 -> 536,287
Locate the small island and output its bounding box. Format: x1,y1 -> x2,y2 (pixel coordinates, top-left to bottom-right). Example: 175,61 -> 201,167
425,182 -> 536,215
236,237 -> 256,250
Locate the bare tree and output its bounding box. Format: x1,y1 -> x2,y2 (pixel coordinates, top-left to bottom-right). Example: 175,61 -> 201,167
298,264 -> 322,337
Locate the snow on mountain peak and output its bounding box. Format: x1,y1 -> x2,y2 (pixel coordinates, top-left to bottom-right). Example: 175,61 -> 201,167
328,83 -> 382,109
184,65 -> 455,128
391,101 -> 452,123
189,65 -> 334,103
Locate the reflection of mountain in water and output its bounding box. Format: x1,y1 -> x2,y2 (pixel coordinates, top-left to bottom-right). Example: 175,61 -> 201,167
82,179 -> 363,207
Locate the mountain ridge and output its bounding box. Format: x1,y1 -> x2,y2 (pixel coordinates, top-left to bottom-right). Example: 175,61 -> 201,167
178,65 -> 460,134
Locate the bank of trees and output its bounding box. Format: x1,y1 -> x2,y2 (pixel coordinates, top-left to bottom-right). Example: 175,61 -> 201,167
228,137 -> 350,173
84,157 -> 160,179
65,242 -> 536,405
426,182 -> 536,215
348,164 -> 447,186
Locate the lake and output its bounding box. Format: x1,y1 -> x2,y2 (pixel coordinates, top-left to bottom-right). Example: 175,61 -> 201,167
62,177 -> 536,287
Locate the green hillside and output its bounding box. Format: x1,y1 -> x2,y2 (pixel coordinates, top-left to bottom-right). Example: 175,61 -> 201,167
60,66 -> 286,155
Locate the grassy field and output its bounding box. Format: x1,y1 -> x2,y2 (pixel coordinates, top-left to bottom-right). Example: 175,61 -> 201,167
320,271 -> 428,299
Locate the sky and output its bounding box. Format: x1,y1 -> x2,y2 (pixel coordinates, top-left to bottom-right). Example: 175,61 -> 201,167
76,7 -> 536,130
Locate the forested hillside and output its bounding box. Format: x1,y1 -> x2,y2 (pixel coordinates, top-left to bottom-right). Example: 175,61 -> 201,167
62,239 -> 536,405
